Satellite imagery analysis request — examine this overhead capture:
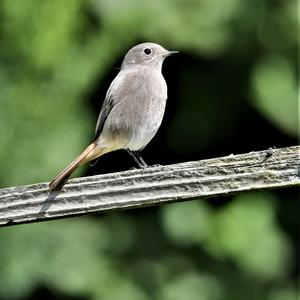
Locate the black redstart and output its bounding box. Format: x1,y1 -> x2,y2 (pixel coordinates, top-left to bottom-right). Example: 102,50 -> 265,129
49,42 -> 177,190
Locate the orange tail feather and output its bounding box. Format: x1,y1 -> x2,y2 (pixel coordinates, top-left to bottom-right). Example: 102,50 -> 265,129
49,143 -> 98,190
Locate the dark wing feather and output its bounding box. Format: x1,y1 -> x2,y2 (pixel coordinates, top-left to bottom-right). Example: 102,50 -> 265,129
90,78 -> 117,166
93,69 -> 137,140
93,93 -> 115,140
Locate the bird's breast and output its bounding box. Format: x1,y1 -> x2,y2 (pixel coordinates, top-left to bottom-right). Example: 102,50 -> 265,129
103,69 -> 168,150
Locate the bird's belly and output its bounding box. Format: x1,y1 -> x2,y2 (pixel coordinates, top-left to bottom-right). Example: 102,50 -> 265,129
103,96 -> 166,151
126,117 -> 162,151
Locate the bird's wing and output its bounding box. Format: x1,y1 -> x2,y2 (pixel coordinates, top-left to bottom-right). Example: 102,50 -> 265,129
93,70 -> 137,140
90,84 -> 117,166
93,72 -> 123,140
94,92 -> 114,140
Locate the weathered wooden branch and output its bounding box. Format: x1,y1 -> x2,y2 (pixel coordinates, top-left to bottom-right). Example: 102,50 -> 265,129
0,146 -> 299,227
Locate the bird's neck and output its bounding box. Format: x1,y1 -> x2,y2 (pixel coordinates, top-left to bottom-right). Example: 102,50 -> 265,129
122,63 -> 163,75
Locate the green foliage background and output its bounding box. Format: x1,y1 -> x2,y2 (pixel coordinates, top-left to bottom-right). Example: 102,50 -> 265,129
0,0 -> 298,299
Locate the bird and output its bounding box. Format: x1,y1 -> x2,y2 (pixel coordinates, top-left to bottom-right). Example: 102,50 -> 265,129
49,42 -> 178,190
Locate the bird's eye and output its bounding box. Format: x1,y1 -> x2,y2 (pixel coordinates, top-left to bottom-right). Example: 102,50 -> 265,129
144,48 -> 152,55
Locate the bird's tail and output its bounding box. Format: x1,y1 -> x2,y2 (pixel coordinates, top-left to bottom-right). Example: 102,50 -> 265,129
49,142 -> 99,190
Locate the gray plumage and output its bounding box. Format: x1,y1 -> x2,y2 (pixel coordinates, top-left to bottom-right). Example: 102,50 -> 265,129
95,42 -> 173,151
49,42 -> 177,190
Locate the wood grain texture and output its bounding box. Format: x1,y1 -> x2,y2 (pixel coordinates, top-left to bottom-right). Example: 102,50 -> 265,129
0,146 -> 299,227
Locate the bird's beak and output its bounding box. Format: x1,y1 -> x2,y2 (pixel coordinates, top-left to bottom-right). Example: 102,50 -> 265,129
162,50 -> 179,58
167,50 -> 179,56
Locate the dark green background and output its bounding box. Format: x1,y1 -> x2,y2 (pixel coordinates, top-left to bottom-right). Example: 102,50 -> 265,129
0,0 -> 298,299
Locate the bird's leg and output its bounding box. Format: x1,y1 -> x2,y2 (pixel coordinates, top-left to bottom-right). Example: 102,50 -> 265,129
127,150 -> 148,168
127,150 -> 143,168
133,151 -> 148,167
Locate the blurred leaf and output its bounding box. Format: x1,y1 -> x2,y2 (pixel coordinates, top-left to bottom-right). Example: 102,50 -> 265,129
205,192 -> 292,280
95,278 -> 149,300
0,218 -> 110,298
1,0 -> 83,71
258,0 -> 298,51
268,285 -> 299,300
161,200 -> 213,245
91,0 -> 240,56
251,54 -> 297,137
158,272 -> 223,300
